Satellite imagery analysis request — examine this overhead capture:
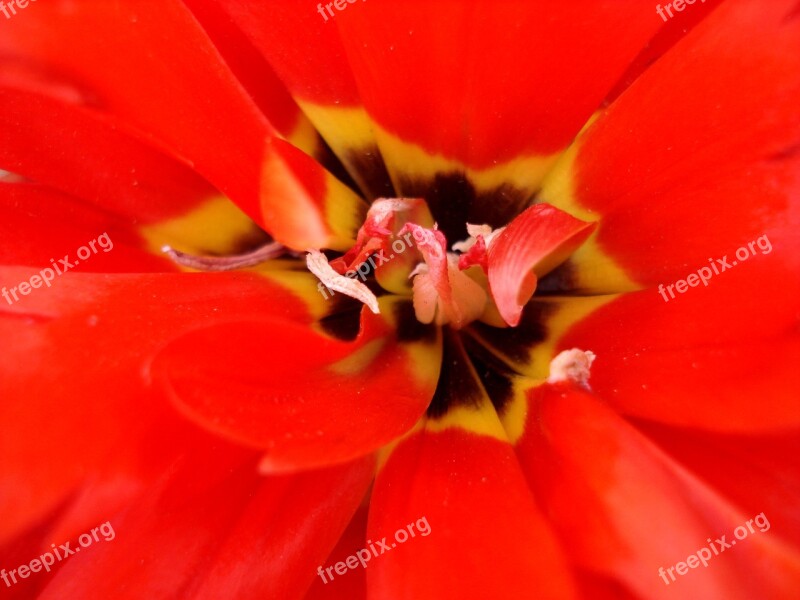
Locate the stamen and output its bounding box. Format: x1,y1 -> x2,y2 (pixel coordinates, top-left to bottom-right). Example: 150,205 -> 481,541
452,223 -> 502,253
401,223 -> 487,328
455,223 -> 505,271
162,242 -> 285,271
547,348 -> 596,389
332,197 -> 431,273
306,249 -> 380,314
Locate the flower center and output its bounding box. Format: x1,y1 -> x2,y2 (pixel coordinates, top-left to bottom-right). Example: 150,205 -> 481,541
160,196 -> 595,331
305,197 -> 596,329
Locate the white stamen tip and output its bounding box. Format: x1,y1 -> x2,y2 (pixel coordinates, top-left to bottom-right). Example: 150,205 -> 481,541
547,348 -> 596,388
306,249 -> 380,314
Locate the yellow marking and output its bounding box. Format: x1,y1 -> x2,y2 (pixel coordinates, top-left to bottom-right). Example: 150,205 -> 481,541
570,235 -> 644,293
375,396 -> 511,474
298,103 -> 377,150
373,123 -> 560,195
297,102 -> 383,197
375,419 -> 424,474
500,376 -> 545,445
329,338 -> 387,376
322,170 -> 367,250
377,296 -> 444,390
254,262 -> 332,321
423,337 -> 509,442
525,295 -> 619,379
425,399 -> 508,442
139,194 -> 258,255
538,141 -> 598,223
297,103 -> 564,196
402,340 -> 443,390
538,119 -> 642,293
284,112 -> 322,156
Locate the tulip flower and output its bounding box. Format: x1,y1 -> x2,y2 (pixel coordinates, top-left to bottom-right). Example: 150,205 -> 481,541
0,1 -> 798,598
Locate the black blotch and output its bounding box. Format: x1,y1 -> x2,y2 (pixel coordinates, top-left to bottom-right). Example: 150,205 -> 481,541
426,329 -> 483,418
470,183 -> 534,236
396,173 -> 531,242
344,145 -> 396,200
468,301 -> 554,367
314,136 -> 362,196
393,300 -> 438,343
536,260 -> 579,294
461,334 -> 515,414
318,295 -> 364,341
227,225 -> 274,255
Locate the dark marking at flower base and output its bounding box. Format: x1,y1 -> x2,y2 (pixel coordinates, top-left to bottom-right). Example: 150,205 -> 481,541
396,172 -> 532,243
426,329 -> 483,418
344,145 -> 396,200
535,261 -> 579,294
393,300 -> 438,344
468,301 -> 554,371
318,296 -> 365,341
315,137 -> 361,195
461,334 -> 515,414
206,224 -> 272,257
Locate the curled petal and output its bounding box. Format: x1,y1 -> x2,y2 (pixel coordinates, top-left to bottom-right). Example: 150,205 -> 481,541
487,204 -> 595,326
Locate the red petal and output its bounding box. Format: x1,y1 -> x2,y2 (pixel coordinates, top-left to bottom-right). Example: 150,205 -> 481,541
0,268 -> 312,541
540,0 -> 800,291
0,88 -> 214,225
487,204 -> 594,326
557,265 -> 800,431
39,450 -> 374,599
199,1 -> 395,199
338,1 -> 665,165
181,0 -> 308,143
0,0 -> 364,251
151,304 -> 442,470
638,422 -> 800,550
305,505 -> 369,600
0,183 -> 173,272
366,427 -> 577,599
517,381 -> 800,597
215,1 -> 361,107
218,1 -> 665,197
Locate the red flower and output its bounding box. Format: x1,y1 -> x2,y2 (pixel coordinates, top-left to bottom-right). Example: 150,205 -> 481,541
1,1 -> 799,598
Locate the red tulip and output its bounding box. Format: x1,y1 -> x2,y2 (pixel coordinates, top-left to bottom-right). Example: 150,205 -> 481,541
1,1 -> 798,598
